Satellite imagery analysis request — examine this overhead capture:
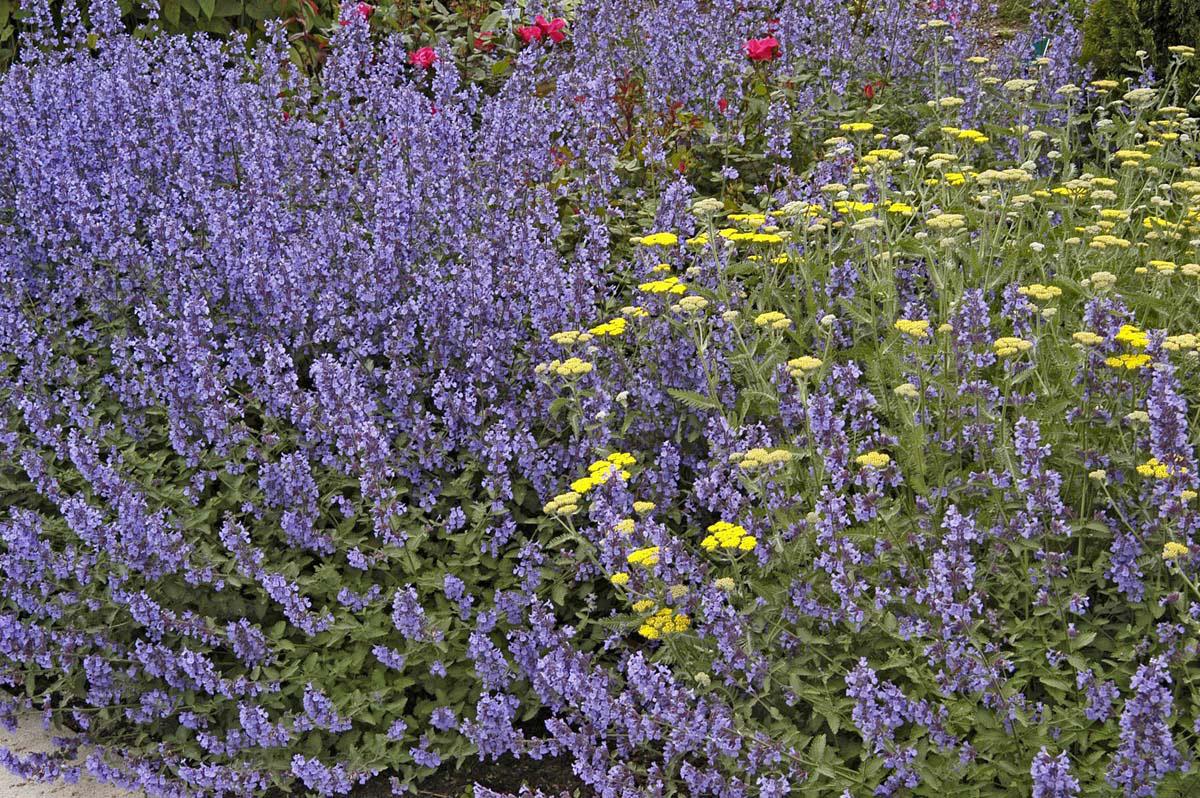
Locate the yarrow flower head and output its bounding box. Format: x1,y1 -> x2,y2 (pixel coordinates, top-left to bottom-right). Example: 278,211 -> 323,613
855,451 -> 891,469
701,521 -> 757,552
1162,542 -> 1190,561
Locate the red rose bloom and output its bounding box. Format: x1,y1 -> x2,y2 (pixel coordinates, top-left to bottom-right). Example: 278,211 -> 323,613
534,14 -> 567,43
408,47 -> 437,69
744,36 -> 780,61
516,24 -> 542,43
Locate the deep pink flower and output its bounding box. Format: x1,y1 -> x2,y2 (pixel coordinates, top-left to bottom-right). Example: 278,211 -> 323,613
744,36 -> 780,61
408,47 -> 437,69
534,14 -> 567,43
516,24 -> 542,44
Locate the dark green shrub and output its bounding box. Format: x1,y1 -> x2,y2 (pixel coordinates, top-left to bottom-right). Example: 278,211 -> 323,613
1082,0 -> 1200,84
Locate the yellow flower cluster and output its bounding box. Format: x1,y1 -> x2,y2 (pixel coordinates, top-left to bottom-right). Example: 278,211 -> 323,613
1105,354 -> 1151,369
545,357 -> 593,377
894,319 -> 931,338
588,317 -> 627,336
866,148 -> 903,162
886,202 -> 916,215
610,572 -> 630,586
638,276 -> 688,295
926,213 -> 966,231
941,126 -> 989,145
1018,284 -> 1062,302
633,501 -> 656,514
1115,324 -> 1149,349
627,546 -> 661,567
1072,331 -> 1104,346
550,329 -> 593,346
542,491 -> 581,516
639,232 -> 679,246
1137,457 -> 1188,479
570,452 -> 636,494
637,607 -> 690,639
733,448 -> 792,470
1164,334 -> 1200,351
613,518 -> 636,535
700,521 -> 757,552
754,311 -> 792,330
833,200 -> 876,214
839,122 -> 875,133
1090,234 -> 1132,249
992,337 -> 1033,357
718,228 -> 785,244
787,356 -> 823,378
855,451 -> 891,468
1162,542 -> 1190,561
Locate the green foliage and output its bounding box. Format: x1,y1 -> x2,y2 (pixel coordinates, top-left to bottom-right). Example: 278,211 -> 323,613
1082,0 -> 1200,83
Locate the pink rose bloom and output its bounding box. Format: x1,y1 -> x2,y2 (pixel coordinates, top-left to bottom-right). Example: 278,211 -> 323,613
744,36 -> 780,61
408,47 -> 437,69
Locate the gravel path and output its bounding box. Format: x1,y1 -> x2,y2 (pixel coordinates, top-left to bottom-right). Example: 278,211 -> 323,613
0,714 -> 144,798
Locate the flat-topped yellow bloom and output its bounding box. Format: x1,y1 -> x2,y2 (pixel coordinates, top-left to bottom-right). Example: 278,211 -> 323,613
736,448 -> 792,471
1138,457 -> 1188,479
1115,324 -> 1148,349
1164,334 -> 1199,351
627,546 -> 661,567
548,358 -> 593,377
1105,353 -> 1151,370
550,330 -> 593,346
866,148 -> 903,161
1163,542 -> 1190,561
833,200 -> 876,214
1018,284 -> 1062,301
1090,234 -> 1132,249
926,213 -> 966,230
894,319 -> 931,338
993,337 -> 1033,357
588,317 -> 627,336
887,202 -> 916,215
637,607 -> 690,639
729,212 -> 767,226
787,356 -> 823,378
855,451 -> 891,469
754,311 -> 792,330
701,521 -> 756,552
839,122 -> 875,133
633,501 -> 656,514
638,276 -> 687,295
543,491 -> 582,516
610,572 -> 630,586
1073,331 -> 1104,346
613,518 -> 636,535
639,232 -> 678,246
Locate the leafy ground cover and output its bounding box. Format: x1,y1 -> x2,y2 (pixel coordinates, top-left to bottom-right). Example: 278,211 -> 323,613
1,1 -> 1200,797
